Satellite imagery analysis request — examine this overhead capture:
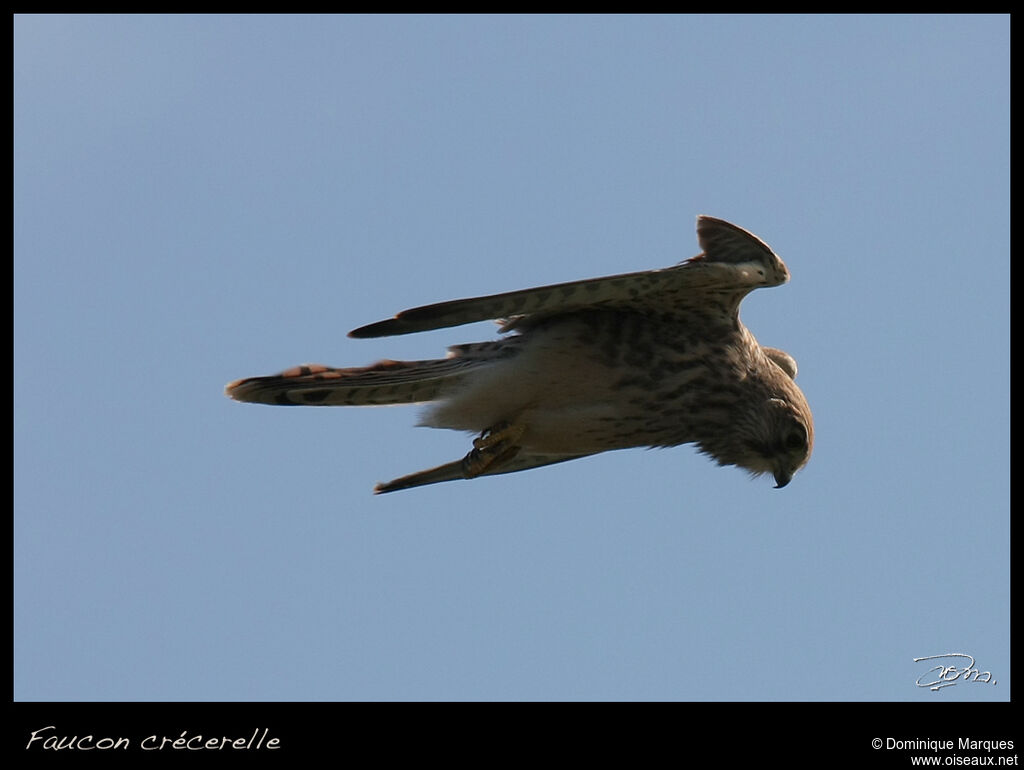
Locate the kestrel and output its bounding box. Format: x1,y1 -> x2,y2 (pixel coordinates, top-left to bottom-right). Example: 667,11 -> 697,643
226,216 -> 813,494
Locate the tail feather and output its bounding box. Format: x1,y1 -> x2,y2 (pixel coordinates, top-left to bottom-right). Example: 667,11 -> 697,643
225,358 -> 480,406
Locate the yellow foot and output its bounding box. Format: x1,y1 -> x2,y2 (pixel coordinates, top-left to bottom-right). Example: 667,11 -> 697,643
461,421 -> 525,478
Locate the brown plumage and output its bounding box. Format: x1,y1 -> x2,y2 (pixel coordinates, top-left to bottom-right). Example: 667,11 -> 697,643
226,216 -> 813,493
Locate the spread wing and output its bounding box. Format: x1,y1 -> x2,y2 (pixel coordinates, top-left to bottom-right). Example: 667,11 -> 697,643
349,215 -> 790,339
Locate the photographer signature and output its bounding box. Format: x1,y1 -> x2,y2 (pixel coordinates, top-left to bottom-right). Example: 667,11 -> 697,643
913,653 -> 997,691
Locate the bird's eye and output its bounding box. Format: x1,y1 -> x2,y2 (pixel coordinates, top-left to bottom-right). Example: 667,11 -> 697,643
784,427 -> 807,451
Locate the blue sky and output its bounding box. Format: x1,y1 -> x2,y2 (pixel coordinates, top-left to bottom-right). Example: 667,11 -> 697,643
15,15 -> 1009,703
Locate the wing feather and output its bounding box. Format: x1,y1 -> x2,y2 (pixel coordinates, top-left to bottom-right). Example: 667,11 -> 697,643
349,215 -> 789,339
374,452 -> 594,494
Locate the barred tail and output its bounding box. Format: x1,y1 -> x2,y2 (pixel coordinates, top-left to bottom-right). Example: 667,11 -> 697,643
224,358 -> 481,407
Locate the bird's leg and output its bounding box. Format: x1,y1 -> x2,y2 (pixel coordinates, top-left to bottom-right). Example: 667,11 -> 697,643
461,421 -> 525,478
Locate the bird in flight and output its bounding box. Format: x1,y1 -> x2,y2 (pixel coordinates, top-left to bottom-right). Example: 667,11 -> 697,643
226,216 -> 813,494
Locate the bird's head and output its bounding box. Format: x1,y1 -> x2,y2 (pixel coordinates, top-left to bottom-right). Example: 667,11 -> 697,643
696,383 -> 813,488
741,395 -> 814,488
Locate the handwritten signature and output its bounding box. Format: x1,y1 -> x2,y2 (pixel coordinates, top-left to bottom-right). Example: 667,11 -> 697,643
913,653 -> 997,691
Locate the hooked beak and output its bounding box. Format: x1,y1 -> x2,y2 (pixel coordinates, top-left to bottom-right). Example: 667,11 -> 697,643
773,469 -> 792,489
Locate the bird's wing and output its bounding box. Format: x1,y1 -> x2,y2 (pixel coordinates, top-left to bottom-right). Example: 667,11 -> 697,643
373,452 -> 595,494
349,215 -> 789,339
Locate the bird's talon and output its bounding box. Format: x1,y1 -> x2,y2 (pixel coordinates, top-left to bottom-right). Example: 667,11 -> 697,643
462,422 -> 525,478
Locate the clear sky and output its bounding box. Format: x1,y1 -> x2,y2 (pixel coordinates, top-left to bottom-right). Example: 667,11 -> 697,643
15,15 -> 1009,704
